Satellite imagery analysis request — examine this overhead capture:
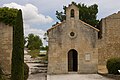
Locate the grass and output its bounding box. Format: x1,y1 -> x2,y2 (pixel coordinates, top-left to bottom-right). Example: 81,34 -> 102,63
28,49 -> 48,61
28,49 -> 40,58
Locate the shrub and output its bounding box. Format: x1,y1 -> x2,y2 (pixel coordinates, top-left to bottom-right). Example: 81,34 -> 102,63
0,7 -> 18,26
29,49 -> 40,58
107,58 -> 120,74
24,63 -> 29,80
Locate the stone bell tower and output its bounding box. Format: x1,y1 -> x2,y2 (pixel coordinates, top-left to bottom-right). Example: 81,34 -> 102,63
66,3 -> 79,20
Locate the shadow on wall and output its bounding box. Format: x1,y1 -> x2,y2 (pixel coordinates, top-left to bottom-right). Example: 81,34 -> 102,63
0,65 -> 5,80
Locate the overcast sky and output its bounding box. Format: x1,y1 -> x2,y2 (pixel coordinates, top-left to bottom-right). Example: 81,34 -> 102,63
0,0 -> 120,45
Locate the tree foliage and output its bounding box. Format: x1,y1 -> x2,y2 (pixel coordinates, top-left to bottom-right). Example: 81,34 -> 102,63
11,10 -> 24,80
56,11 -> 66,22
0,7 -> 18,26
56,2 -> 99,26
27,34 -> 43,50
40,46 -> 48,51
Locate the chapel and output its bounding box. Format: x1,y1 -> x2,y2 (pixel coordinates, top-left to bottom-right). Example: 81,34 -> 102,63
47,3 -> 99,74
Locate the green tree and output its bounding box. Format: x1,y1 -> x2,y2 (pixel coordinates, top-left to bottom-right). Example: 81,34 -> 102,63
11,10 -> 24,80
40,46 -> 48,51
56,2 -> 99,26
0,7 -> 18,26
27,34 -> 43,50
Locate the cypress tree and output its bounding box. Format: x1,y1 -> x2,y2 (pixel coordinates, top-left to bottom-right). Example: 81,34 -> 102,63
11,9 -> 24,80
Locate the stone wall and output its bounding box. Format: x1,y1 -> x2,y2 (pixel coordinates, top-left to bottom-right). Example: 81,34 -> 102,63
98,12 -> 120,65
0,22 -> 13,75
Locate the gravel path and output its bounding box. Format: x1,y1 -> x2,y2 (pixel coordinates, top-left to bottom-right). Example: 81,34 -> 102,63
47,74 -> 115,80
28,73 -> 46,80
25,55 -> 115,80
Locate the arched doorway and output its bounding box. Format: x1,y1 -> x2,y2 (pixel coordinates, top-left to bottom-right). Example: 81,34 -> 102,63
68,49 -> 78,72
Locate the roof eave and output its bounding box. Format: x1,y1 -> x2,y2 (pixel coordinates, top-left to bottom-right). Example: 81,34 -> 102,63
79,20 -> 100,32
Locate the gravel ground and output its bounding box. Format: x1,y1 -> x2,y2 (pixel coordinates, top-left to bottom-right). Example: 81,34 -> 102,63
25,55 -> 118,80
47,74 -> 115,80
28,73 -> 120,80
28,73 -> 46,80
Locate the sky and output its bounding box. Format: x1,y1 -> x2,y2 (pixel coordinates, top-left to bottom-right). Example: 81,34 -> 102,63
0,0 -> 120,45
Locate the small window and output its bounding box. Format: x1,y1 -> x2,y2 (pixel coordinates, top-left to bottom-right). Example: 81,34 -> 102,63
71,9 -> 74,18
69,31 -> 77,39
70,32 -> 75,36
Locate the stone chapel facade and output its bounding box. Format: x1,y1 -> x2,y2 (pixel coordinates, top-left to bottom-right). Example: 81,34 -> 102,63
47,3 -> 120,74
47,3 -> 99,74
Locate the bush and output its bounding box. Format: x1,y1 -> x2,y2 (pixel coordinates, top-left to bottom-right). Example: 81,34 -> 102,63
24,63 -> 29,80
29,49 -> 40,58
0,7 -> 18,26
107,58 -> 120,74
